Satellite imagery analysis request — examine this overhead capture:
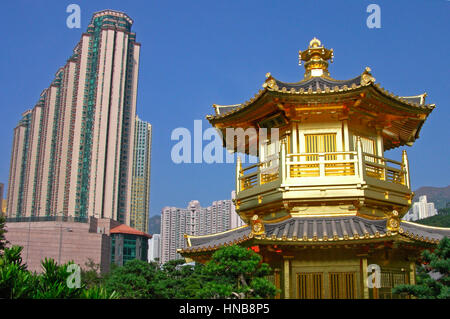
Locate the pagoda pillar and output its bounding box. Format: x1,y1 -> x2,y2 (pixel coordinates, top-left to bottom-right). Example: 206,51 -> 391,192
361,257 -> 369,299
291,122 -> 298,153
236,156 -> 242,194
376,127 -> 384,157
402,150 -> 411,188
283,256 -> 294,299
409,261 -> 416,285
341,118 -> 350,158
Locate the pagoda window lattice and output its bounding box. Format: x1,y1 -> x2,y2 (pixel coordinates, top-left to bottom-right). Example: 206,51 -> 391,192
305,133 -> 337,160
329,272 -> 357,299
296,272 -> 323,299
375,270 -> 409,299
352,135 -> 377,160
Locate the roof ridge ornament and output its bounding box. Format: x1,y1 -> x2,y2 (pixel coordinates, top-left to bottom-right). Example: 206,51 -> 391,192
299,37 -> 334,79
262,72 -> 277,89
360,67 -> 376,86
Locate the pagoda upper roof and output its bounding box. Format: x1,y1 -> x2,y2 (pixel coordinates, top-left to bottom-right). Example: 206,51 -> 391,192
179,215 -> 450,255
207,39 -> 435,151
208,68 -> 433,122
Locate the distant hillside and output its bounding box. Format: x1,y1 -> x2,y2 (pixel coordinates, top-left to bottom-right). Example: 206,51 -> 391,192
148,215 -> 161,235
415,208 -> 450,228
413,185 -> 450,209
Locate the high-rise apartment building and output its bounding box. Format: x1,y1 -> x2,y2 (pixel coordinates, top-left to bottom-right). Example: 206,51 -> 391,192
403,195 -> 438,221
6,10 -> 140,224
160,194 -> 244,264
148,233 -> 161,262
130,117 -> 152,233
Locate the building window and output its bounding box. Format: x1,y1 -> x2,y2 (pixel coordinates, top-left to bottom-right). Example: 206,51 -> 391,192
329,272 -> 356,299
297,273 -> 323,299
305,133 -> 336,161
352,135 -> 376,156
376,270 -> 408,299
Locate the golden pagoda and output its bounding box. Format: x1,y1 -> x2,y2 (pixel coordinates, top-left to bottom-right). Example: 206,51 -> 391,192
179,38 -> 450,299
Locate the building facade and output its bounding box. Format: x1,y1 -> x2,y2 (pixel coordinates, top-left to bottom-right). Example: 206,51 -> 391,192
403,195 -> 438,221
148,233 -> 161,262
110,224 -> 151,266
6,10 -> 140,224
130,116 -> 152,233
180,38 -> 450,299
5,217 -> 121,273
160,195 -> 244,264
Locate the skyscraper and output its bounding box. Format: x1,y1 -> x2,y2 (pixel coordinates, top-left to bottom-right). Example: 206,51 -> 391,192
7,10 -> 140,224
130,116 -> 152,233
160,194 -> 244,264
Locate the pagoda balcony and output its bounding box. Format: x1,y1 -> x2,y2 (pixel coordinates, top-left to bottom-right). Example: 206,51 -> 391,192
236,140 -> 412,208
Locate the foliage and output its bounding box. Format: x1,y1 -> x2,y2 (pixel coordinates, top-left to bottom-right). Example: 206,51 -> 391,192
103,245 -> 278,299
1,242 -> 278,299
0,246 -> 37,298
80,285 -> 119,299
156,259 -> 205,298
0,245 -> 27,271
0,246 -> 117,299
393,236 -> 450,299
104,259 -> 162,298
417,208 -> 450,228
197,245 -> 279,299
33,258 -> 82,298
81,258 -> 103,289
104,258 -> 207,299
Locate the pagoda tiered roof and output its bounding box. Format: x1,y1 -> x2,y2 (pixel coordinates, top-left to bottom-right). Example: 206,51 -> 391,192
207,67 -> 434,151
179,215 -> 450,255
209,69 -> 433,121
207,38 -> 435,151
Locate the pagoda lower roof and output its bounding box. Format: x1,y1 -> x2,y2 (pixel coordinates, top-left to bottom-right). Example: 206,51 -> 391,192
179,215 -> 450,255
208,69 -> 434,122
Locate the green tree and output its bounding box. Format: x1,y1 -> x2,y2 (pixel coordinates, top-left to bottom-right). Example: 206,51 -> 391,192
156,259 -> 206,298
104,259 -> 163,298
81,258 -> 103,288
197,245 -> 279,299
393,236 -> 450,299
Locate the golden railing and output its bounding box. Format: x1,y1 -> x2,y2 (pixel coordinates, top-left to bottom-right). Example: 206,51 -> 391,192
238,155 -> 279,191
362,153 -> 405,185
287,152 -> 357,178
236,139 -> 411,193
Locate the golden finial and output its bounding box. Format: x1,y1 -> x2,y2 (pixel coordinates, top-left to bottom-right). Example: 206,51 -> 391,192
299,37 -> 334,79
309,37 -> 321,48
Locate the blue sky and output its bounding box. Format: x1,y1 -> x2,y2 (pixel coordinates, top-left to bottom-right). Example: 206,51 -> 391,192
1,0 -> 449,217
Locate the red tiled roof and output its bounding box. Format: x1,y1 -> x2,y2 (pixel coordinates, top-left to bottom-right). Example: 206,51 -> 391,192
110,224 -> 152,239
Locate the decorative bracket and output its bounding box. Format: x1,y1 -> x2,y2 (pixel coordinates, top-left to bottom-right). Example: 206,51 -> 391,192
386,210 -> 400,232
251,214 -> 265,236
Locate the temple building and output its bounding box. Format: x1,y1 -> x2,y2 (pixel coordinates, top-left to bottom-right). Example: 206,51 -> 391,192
179,38 -> 450,299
